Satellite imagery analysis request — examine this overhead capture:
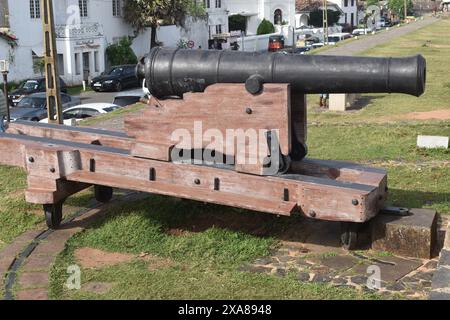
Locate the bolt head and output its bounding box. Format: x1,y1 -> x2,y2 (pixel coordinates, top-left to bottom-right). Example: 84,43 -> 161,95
352,199 -> 359,206
245,107 -> 252,114
28,157 -> 34,163
50,168 -> 56,173
194,178 -> 201,185
309,210 -> 316,218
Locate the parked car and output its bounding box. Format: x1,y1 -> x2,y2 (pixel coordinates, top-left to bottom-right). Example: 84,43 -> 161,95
112,88 -> 147,107
40,103 -> 121,125
352,28 -> 372,36
327,33 -> 352,45
268,35 -> 285,52
294,46 -> 311,55
10,92 -> 80,122
304,36 -> 320,48
90,65 -> 140,92
8,77 -> 67,106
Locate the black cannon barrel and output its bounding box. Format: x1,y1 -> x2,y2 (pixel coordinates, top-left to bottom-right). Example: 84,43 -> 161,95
137,47 -> 426,98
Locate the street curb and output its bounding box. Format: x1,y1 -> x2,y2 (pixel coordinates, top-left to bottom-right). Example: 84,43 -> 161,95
430,221 -> 450,300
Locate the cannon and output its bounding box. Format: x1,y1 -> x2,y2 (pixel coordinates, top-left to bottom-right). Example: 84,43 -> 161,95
0,49 -> 426,250
136,47 -> 426,98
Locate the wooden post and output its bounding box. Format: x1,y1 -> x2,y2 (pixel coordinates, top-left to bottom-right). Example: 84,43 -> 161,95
41,0 -> 63,124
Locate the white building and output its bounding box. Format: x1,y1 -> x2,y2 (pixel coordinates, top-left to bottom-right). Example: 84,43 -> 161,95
227,0 -> 296,35
0,0 -> 208,86
328,0 -> 358,26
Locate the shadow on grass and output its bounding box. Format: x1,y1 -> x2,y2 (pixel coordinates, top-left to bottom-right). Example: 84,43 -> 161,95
346,94 -> 388,111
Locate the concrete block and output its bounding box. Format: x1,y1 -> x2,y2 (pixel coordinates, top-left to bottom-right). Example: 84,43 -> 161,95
417,135 -> 448,149
329,93 -> 360,111
371,208 -> 437,259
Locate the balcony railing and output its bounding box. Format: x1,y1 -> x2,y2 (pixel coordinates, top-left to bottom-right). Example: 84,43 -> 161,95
55,23 -> 104,39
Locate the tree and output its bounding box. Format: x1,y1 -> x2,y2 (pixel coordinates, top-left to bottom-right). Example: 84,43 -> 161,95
388,0 -> 414,19
122,0 -> 205,49
257,19 -> 275,35
106,37 -> 138,66
308,9 -> 342,28
229,14 -> 246,32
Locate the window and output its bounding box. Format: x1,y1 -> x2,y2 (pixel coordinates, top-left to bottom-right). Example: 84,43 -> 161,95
94,51 -> 99,72
215,24 -> 222,34
79,0 -> 88,18
204,0 -> 210,9
32,51 -> 44,75
351,0 -> 354,6
274,9 -> 282,25
112,0 -> 121,17
345,13 -> 348,24
75,53 -> 81,75
344,0 -> 348,7
57,54 -> 64,76
30,0 -> 40,19
215,0 -> 221,8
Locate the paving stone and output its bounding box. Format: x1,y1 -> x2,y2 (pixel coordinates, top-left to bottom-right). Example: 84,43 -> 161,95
350,275 -> 368,286
370,256 -> 423,283
424,260 -> 438,269
385,282 -> 406,291
18,272 -> 49,289
274,268 -> 286,277
439,249 -> 450,266
253,258 -> 272,265
297,272 -> 311,282
312,273 -> 332,283
431,266 -> 450,290
16,288 -> 48,300
320,255 -> 359,271
21,254 -> 55,272
429,291 -> 450,300
331,277 -> 347,285
277,255 -> 297,263
415,271 -> 434,281
371,208 -> 437,259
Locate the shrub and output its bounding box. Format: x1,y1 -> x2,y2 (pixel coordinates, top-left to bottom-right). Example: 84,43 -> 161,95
257,19 -> 275,35
106,37 -> 138,66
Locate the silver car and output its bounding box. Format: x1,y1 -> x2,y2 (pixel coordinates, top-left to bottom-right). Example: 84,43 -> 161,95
10,92 -> 81,122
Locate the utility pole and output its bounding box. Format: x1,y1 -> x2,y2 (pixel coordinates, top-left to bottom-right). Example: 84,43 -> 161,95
404,0 -> 408,21
41,0 -> 63,124
323,0 -> 328,45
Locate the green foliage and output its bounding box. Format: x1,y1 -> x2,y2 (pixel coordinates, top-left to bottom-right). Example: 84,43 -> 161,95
229,14 -> 246,32
105,37 -> 138,66
256,18 -> 275,35
366,0 -> 380,7
122,0 -> 204,31
388,0 -> 414,19
309,9 -> 342,27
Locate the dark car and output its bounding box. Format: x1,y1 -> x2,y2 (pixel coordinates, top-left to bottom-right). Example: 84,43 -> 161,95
268,35 -> 285,52
10,92 -> 81,122
8,77 -> 67,106
90,65 -> 139,92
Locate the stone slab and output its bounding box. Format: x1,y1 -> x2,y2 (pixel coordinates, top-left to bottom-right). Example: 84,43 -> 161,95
371,208 -> 437,259
417,135 -> 449,149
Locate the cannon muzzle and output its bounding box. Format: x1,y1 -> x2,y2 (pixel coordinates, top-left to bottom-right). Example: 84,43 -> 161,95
137,47 -> 426,98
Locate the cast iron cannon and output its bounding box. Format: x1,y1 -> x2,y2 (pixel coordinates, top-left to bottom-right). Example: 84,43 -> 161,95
136,47 -> 426,98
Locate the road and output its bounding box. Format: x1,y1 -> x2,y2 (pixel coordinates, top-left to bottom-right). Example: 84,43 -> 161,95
321,17 -> 438,56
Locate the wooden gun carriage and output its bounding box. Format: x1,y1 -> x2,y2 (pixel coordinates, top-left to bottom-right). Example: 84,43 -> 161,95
0,49 -> 426,249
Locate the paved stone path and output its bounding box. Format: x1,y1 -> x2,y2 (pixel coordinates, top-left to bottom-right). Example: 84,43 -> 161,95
430,220 -> 450,300
321,17 -> 438,56
0,192 -> 141,300
240,216 -> 447,299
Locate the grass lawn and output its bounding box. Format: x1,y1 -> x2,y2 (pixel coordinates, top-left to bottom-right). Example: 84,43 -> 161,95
1,18 -> 448,300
